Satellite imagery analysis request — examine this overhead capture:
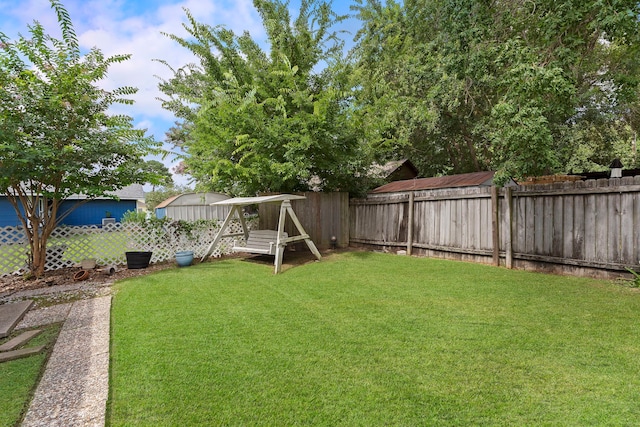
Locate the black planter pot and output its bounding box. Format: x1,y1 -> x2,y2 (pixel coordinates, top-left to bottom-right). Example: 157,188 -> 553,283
125,251 -> 152,269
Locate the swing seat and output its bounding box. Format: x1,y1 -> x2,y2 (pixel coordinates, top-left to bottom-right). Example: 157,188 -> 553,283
233,230 -> 288,256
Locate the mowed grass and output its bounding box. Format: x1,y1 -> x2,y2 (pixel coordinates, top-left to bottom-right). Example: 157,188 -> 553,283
108,251 -> 640,426
0,324 -> 62,426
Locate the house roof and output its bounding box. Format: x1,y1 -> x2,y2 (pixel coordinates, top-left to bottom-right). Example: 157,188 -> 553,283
211,194 -> 306,206
109,184 -> 145,200
63,184 -> 145,200
4,183 -> 145,200
370,171 -> 496,193
369,159 -> 419,179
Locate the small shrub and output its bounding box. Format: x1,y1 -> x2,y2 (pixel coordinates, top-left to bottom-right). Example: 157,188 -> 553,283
624,268 -> 640,287
121,210 -> 148,223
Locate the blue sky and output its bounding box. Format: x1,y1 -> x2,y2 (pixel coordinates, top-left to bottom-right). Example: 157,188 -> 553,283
0,0 -> 361,188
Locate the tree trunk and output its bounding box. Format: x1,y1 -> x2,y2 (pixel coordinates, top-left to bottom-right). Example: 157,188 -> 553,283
30,235 -> 48,279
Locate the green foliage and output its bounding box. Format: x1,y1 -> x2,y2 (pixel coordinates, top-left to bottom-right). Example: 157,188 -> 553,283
352,0 -> 640,182
141,160 -> 174,190
0,0 -> 160,276
158,0 -> 367,195
625,268 -> 640,288
121,210 -> 148,224
0,324 -> 62,427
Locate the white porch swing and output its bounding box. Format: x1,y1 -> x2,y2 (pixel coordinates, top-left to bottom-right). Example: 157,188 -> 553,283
201,194 -> 321,273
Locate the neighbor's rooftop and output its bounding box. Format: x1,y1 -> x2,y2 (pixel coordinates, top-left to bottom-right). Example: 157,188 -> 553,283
371,171 -> 496,193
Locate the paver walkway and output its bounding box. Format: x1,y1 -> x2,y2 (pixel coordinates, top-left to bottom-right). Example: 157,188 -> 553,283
21,296 -> 111,427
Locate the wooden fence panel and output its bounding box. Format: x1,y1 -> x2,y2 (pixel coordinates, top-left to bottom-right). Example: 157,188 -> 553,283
350,176 -> 640,276
261,192 -> 349,249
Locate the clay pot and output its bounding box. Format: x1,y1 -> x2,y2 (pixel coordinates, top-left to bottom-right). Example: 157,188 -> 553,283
73,270 -> 90,281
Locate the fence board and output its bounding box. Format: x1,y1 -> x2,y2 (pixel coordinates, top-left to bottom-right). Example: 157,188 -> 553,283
595,192 -> 609,262
552,196 -> 564,258
621,192 -> 634,264
573,194 -> 585,260
543,196 -> 554,256
609,193 -> 622,263
515,195 -> 526,254
584,193 -> 597,261
534,197 -> 544,254
563,195 -> 574,259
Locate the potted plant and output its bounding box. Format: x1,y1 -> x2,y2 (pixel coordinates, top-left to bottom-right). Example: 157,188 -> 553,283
175,250 -> 194,267
125,251 -> 152,269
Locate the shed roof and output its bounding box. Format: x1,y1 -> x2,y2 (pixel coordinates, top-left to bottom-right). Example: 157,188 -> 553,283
155,194 -> 181,209
371,171 -> 496,193
211,194 -> 306,206
155,192 -> 229,209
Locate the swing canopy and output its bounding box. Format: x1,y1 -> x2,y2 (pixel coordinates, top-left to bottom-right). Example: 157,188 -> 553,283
210,194 -> 306,206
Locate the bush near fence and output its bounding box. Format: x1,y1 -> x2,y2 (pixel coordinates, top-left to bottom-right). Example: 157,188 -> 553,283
0,218 -> 257,277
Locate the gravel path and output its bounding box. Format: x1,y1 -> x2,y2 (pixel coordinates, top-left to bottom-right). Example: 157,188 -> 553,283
20,296 -> 111,427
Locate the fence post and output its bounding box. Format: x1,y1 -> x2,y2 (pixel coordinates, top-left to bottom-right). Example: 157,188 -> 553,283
491,186 -> 500,266
407,191 -> 414,255
504,187 -> 513,268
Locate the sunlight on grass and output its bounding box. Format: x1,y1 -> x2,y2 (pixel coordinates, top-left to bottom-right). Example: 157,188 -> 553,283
109,252 -> 640,425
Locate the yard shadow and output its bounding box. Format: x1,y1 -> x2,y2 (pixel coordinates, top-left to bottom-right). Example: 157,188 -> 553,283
239,249 -> 319,271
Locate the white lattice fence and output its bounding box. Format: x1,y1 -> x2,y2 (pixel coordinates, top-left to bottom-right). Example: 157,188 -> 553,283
0,218 -> 256,277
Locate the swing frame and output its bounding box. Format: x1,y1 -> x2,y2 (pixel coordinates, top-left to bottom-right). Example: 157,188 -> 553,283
201,194 -> 322,273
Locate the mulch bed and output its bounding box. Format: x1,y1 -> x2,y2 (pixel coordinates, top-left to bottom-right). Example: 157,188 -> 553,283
0,249 -> 329,298
0,262 -> 176,297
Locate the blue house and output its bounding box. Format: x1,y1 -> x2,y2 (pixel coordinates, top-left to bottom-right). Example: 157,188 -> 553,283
0,184 -> 145,227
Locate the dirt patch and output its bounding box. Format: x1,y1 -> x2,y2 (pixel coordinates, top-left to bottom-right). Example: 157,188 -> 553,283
0,249 -> 334,302
0,262 -> 176,301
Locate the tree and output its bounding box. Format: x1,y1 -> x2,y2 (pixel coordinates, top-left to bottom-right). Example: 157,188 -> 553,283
0,0 -> 160,277
158,0 -> 367,195
142,160 -> 174,190
352,0 -> 640,183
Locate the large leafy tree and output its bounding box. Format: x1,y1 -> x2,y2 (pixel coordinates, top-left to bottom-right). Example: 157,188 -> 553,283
0,0 -> 159,277
158,0 -> 366,195
352,0 -> 640,182
142,160 -> 174,191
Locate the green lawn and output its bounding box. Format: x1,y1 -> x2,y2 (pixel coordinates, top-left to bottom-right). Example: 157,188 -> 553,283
0,324 -> 62,427
108,251 -> 640,426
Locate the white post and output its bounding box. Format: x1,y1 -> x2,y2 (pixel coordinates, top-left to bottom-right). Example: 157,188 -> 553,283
201,205 -> 243,261
274,201 -> 288,273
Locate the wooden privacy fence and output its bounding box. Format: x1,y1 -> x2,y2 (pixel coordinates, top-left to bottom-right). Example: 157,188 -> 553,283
259,192 -> 349,250
350,176 -> 640,277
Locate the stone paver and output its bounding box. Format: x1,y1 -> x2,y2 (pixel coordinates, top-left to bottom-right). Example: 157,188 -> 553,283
0,345 -> 45,363
0,329 -> 41,352
0,300 -> 34,338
